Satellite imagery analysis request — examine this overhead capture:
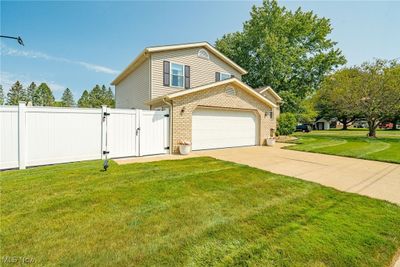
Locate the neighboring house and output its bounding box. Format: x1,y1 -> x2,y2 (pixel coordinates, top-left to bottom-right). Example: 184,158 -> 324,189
315,118 -> 331,130
313,118 -> 343,130
112,42 -> 281,153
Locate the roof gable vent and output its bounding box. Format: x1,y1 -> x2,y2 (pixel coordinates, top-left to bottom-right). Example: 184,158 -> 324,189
226,87 -> 236,96
197,49 -> 210,60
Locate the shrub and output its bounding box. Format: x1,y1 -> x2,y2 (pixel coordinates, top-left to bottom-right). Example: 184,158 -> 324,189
277,113 -> 297,135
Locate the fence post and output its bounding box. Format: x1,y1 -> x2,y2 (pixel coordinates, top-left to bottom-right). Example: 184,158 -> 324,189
136,109 -> 141,156
101,105 -> 107,159
18,102 -> 26,169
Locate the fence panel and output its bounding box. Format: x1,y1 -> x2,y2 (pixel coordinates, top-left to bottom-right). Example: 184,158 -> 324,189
0,104 -> 169,170
0,106 -> 19,169
25,107 -> 102,167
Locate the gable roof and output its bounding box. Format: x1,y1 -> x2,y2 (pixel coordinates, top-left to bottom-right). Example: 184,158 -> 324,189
147,78 -> 277,108
254,86 -> 282,101
111,42 -> 247,85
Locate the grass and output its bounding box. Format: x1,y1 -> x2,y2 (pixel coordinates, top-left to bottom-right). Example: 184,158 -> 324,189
1,158 -> 400,266
288,129 -> 400,164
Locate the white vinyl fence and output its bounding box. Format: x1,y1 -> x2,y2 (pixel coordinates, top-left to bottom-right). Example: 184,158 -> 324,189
0,103 -> 169,170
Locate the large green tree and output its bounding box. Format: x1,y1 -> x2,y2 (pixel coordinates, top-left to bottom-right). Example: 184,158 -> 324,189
78,90 -> 91,108
355,59 -> 400,137
315,68 -> 362,130
215,0 -> 346,99
61,88 -> 75,107
0,85 -> 4,105
33,83 -> 55,106
26,82 -> 37,105
88,85 -> 105,108
79,85 -> 115,108
106,86 -> 115,107
6,81 -> 26,105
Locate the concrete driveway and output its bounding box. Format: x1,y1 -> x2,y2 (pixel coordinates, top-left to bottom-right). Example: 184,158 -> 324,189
194,144 -> 400,205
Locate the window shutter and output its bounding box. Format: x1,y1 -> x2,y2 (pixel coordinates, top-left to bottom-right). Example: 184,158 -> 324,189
215,72 -> 220,82
163,61 -> 170,86
184,65 -> 190,89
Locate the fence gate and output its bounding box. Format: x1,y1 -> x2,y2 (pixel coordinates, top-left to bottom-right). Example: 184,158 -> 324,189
105,108 -> 169,158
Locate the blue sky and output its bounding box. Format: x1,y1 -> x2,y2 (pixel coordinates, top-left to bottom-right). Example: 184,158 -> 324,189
1,1 -> 399,100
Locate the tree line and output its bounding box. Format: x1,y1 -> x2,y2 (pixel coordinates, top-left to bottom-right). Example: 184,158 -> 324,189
0,82 -> 115,108
216,0 -> 400,137
315,60 -> 400,137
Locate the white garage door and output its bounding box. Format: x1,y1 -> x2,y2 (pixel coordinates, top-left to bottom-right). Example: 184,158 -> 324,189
192,108 -> 258,150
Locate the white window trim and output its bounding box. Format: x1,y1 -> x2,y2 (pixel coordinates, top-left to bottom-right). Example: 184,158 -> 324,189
170,62 -> 185,88
220,72 -> 231,81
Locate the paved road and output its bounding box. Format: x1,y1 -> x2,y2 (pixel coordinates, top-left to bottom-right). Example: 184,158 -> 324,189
194,144 -> 400,205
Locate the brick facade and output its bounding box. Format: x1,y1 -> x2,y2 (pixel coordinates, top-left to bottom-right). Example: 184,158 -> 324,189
153,84 -> 278,154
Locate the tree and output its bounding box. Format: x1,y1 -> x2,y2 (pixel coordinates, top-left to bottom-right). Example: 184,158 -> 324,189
33,83 -> 55,106
26,82 -> 37,105
82,84 -> 115,108
78,90 -> 91,107
298,97 -> 318,124
61,88 -> 75,107
279,91 -> 302,114
355,59 -> 400,137
88,85 -> 105,108
106,87 -> 115,107
6,81 -> 26,105
0,85 -> 4,105
216,0 -> 346,100
279,91 -> 316,124
52,101 -> 64,107
277,112 -> 297,135
315,68 -> 362,130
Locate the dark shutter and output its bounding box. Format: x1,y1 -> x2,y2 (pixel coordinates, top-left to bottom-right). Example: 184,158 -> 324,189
215,72 -> 220,82
231,74 -> 235,78
184,65 -> 190,89
163,61 -> 170,86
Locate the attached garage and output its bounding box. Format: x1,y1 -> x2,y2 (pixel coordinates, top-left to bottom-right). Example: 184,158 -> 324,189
148,78 -> 279,154
192,108 -> 258,150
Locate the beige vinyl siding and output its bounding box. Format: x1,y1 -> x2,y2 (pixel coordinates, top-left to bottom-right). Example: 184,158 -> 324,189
115,58 -> 150,109
151,48 -> 242,99
260,90 -> 280,122
262,90 -> 279,105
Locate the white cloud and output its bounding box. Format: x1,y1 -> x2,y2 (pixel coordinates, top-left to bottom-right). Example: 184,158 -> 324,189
0,44 -> 119,75
0,71 -> 66,95
78,61 -> 119,75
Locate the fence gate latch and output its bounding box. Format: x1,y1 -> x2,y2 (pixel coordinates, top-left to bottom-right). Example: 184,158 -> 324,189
103,112 -> 110,121
136,127 -> 141,136
103,151 -> 110,155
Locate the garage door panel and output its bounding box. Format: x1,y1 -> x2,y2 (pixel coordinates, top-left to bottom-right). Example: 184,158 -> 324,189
192,109 -> 257,150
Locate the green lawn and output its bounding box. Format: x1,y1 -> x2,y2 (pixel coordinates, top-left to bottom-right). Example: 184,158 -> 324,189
1,158 -> 400,266
288,129 -> 400,164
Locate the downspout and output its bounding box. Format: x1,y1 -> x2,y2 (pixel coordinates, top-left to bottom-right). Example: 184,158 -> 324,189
162,97 -> 173,154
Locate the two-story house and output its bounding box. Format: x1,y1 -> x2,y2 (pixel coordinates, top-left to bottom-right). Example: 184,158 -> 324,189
112,42 -> 281,153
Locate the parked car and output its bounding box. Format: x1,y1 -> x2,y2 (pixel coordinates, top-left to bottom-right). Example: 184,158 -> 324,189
353,120 -> 368,128
296,124 -> 312,132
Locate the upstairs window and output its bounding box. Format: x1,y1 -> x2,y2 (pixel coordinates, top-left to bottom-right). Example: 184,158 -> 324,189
220,72 -> 231,81
171,63 -> 184,87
